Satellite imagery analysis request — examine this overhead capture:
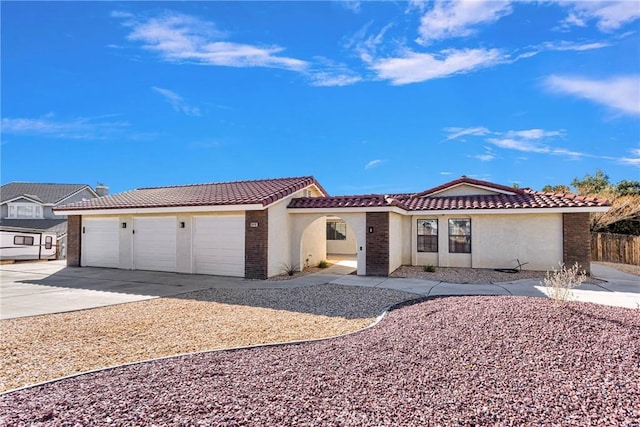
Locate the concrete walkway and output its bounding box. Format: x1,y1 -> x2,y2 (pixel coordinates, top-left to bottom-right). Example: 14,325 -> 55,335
290,261 -> 639,309
1,260 -> 638,320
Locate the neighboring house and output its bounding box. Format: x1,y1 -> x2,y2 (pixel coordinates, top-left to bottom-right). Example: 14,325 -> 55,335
0,182 -> 103,260
55,176 -> 609,279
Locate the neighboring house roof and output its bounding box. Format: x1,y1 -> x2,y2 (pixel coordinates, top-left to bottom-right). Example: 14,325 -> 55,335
289,177 -> 610,211
0,183 -> 96,205
0,219 -> 67,235
55,176 -> 327,211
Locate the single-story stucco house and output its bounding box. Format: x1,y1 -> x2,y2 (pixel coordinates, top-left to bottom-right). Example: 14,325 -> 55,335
54,175 -> 610,278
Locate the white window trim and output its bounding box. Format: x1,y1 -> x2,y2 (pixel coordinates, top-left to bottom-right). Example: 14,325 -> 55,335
7,202 -> 44,219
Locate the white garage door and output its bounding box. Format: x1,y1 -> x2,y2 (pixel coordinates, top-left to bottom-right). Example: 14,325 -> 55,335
193,216 -> 245,277
133,217 -> 177,272
82,218 -> 119,268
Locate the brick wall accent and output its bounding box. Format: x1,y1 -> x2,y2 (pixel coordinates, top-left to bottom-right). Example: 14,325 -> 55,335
563,212 -> 591,274
67,215 -> 82,267
366,212 -> 390,276
245,210 -> 268,279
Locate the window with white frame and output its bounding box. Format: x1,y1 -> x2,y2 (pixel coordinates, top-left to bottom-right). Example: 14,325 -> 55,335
7,203 -> 43,219
417,219 -> 438,252
448,218 -> 471,253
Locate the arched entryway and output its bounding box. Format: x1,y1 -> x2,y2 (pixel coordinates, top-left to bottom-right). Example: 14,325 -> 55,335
290,212 -> 366,275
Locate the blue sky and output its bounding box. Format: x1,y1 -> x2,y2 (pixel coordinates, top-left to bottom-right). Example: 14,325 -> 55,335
2,1 -> 639,196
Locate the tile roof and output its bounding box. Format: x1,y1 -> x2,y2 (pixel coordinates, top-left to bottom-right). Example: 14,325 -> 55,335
289,177 -> 610,211
289,195 -> 394,209
1,183 -> 93,205
396,189 -> 609,211
55,176 -> 326,211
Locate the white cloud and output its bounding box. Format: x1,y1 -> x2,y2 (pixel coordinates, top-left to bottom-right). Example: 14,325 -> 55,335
560,1 -> 640,32
545,75 -> 640,115
619,148 -> 640,167
346,21 -> 394,64
505,129 -> 565,140
152,86 -> 200,116
474,153 -> 496,162
339,1 -> 361,14
444,126 -> 491,141
445,126 -> 588,160
309,72 -> 362,87
417,0 -> 512,44
541,40 -> 611,52
365,159 -> 383,169
116,11 -> 307,71
307,57 -> 362,87
487,138 -> 549,154
1,115 -> 129,139
371,48 -> 505,85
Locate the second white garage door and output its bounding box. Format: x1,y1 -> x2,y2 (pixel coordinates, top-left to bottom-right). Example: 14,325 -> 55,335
193,216 -> 245,277
133,217 -> 177,272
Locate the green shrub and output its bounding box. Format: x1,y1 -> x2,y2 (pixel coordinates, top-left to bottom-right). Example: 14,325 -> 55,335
317,260 -> 329,269
424,265 -> 436,273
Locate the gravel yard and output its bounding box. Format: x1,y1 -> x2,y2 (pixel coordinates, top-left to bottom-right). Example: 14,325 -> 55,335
390,265 -> 548,283
1,296 -> 638,426
0,284 -> 414,393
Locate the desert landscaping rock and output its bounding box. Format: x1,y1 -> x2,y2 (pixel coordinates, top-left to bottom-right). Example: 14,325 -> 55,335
0,284 -> 414,393
1,296 -> 638,426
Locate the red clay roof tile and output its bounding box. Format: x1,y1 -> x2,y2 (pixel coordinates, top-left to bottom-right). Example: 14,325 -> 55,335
55,176 -> 326,211
288,178 -> 610,211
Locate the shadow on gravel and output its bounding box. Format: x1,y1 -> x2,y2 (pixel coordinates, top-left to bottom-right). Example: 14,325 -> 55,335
168,284 -> 417,319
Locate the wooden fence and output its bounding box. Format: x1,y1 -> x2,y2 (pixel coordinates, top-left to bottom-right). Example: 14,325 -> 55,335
591,232 -> 640,266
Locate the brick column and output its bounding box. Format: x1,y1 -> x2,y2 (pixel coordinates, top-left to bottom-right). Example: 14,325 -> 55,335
366,212 -> 389,276
563,212 -> 591,274
245,210 -> 268,279
67,215 -> 82,267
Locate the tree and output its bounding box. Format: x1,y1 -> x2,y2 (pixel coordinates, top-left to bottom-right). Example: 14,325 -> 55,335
541,184 -> 572,194
615,179 -> 640,196
570,169 -> 614,196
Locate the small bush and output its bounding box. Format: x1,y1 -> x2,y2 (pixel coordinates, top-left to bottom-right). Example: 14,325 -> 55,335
424,265 -> 436,273
317,260 -> 329,269
281,263 -> 299,276
544,262 -> 586,305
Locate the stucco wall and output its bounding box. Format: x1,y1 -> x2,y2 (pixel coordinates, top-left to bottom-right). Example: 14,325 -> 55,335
301,217 -> 327,269
472,213 -> 563,270
388,212 -> 407,274
435,184 -> 502,197
267,189 -> 316,277
176,215 -> 192,274
410,213 -> 563,270
326,220 -> 357,255
119,215 -> 133,269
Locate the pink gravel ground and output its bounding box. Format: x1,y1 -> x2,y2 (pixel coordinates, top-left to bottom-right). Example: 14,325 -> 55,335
1,296 -> 638,426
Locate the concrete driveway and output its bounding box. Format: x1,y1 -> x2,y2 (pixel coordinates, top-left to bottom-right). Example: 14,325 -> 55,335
0,261 -> 247,320
1,260 -> 638,320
